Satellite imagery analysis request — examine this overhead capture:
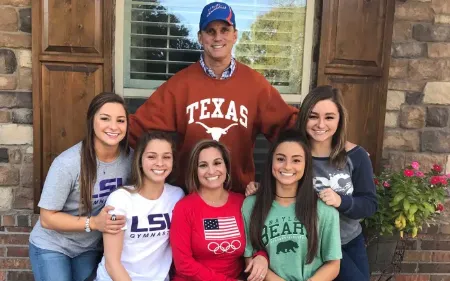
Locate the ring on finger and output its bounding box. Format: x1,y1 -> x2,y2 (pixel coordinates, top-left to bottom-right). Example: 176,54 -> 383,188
111,214 -> 117,221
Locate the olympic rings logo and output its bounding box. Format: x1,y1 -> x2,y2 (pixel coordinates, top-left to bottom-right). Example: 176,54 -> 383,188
207,240 -> 241,254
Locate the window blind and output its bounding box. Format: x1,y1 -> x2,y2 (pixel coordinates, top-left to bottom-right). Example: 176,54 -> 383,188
125,0 -> 307,93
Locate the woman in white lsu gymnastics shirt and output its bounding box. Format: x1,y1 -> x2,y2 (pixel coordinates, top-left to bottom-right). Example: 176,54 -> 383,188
95,130 -> 184,281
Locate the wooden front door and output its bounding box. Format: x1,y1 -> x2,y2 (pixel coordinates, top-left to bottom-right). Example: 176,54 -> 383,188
32,0 -> 113,212
317,0 -> 395,173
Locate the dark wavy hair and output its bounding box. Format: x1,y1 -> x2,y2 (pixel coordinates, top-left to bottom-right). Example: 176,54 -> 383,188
79,92 -> 130,215
248,130 -> 318,263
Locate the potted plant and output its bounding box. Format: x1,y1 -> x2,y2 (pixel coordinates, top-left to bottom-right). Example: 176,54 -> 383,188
364,161 -> 448,239
364,162 -> 448,280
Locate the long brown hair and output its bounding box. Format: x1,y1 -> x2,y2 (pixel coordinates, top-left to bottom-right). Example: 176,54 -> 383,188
185,140 -> 231,193
249,131 -> 318,263
79,92 -> 130,215
128,130 -> 177,193
296,85 -> 348,169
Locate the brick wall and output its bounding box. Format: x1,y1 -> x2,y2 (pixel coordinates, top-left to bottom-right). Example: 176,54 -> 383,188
0,0 -> 33,280
2,0 -> 450,280
370,0 -> 450,280
384,0 -> 450,172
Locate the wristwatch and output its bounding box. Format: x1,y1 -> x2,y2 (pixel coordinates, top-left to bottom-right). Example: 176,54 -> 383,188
85,215 -> 91,232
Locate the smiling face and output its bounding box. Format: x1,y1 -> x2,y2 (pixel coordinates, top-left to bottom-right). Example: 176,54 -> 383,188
306,99 -> 340,145
197,147 -> 227,191
272,141 -> 306,188
93,102 -> 127,148
198,20 -> 237,66
141,139 -> 173,184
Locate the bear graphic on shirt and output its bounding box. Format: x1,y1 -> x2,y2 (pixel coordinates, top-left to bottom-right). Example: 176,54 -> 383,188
276,240 -> 299,254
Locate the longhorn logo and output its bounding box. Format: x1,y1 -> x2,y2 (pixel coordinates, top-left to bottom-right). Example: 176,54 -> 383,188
195,122 -> 238,141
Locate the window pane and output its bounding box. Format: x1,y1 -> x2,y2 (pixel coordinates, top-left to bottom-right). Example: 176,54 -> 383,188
125,0 -> 307,93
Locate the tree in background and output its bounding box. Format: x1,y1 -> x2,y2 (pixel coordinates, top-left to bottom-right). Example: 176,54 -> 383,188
130,2 -> 201,81
235,5 -> 306,93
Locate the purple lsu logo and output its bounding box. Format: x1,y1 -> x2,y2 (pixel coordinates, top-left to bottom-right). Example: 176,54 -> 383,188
92,178 -> 123,199
131,213 -> 171,233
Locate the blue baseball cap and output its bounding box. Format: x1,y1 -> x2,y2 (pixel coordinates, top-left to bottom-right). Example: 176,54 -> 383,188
199,2 -> 236,31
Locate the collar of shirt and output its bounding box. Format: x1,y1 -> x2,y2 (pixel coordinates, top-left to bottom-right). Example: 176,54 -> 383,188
199,54 -> 236,80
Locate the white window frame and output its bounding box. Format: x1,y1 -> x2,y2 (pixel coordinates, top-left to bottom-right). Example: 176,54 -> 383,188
114,0 -> 315,103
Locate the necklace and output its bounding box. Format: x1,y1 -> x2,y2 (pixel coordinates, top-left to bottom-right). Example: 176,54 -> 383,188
275,194 -> 296,199
199,192 -> 227,206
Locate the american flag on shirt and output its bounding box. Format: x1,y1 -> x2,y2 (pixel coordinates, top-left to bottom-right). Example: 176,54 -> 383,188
203,217 -> 240,240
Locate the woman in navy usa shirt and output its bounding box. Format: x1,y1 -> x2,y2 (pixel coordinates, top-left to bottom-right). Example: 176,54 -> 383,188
296,85 -> 377,281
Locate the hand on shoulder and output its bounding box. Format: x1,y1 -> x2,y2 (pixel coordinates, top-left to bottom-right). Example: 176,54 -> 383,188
245,182 -> 259,197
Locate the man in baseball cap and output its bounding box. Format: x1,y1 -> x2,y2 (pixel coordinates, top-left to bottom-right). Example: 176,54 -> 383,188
129,0 -> 298,198
196,1 -> 238,78
199,2 -> 236,31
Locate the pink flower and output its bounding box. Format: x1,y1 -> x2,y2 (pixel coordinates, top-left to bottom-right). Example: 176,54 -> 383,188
433,164 -> 442,173
383,181 -> 390,188
374,178 -> 379,185
411,161 -> 420,170
415,171 -> 425,178
404,169 -> 414,177
440,176 -> 448,185
431,176 -> 441,185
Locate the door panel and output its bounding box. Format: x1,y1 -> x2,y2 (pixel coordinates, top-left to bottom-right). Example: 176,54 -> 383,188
33,0 -> 112,212
41,63 -> 103,173
323,76 -> 381,153
43,0 -> 103,54
323,0 -> 390,76
334,1 -> 386,66
318,0 -> 395,172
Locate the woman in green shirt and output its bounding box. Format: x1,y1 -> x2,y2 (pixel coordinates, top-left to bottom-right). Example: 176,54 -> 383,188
242,131 -> 342,281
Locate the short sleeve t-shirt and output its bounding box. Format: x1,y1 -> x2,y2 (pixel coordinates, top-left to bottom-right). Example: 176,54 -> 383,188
242,196 -> 342,281
29,142 -> 133,258
96,184 -> 185,281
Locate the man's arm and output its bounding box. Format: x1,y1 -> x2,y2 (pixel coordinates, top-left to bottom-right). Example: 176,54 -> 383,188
128,83 -> 178,148
257,85 -> 298,142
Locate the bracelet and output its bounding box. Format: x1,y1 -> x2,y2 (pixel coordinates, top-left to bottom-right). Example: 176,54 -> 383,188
84,215 -> 91,233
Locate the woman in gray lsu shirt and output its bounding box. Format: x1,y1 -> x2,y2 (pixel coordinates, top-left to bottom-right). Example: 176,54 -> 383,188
29,92 -> 133,281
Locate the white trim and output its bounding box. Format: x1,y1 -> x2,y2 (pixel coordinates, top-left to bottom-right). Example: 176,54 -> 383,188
123,88 -> 155,98
281,94 -> 303,104
301,0 -> 315,100
114,0 -> 125,96
123,89 -> 301,104
115,1 -> 315,102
